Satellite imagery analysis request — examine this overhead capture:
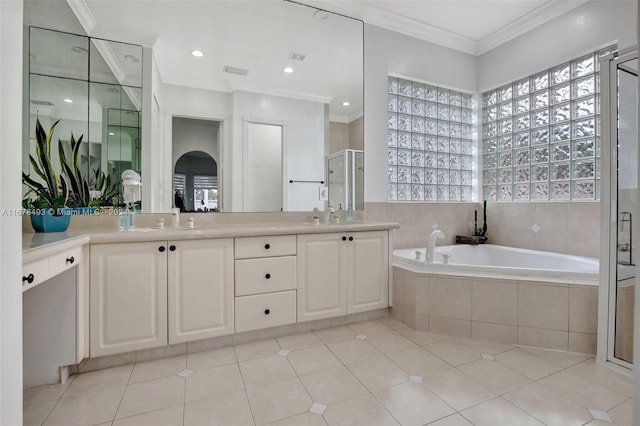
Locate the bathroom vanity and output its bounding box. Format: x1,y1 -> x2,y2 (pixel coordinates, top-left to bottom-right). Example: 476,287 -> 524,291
22,221 -> 397,385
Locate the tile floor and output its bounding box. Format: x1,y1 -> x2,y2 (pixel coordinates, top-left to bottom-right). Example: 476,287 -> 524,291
24,317 -> 634,426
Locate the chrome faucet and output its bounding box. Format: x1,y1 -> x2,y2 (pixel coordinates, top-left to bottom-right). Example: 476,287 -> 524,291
426,230 -> 445,263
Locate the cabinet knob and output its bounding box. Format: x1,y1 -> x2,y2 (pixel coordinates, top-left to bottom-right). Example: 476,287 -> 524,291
158,246 -> 166,252
265,273 -> 271,279
66,256 -> 75,264
264,243 -> 270,250
349,236 -> 354,241
22,273 -> 34,284
169,245 -> 176,252
342,236 -> 347,241
264,308 -> 270,315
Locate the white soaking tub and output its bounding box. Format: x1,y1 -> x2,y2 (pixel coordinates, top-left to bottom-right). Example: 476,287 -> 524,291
393,244 -> 599,285
391,244 -> 604,352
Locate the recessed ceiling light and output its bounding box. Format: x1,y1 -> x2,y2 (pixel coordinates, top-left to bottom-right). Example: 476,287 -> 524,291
284,67 -> 294,74
342,101 -> 350,107
63,98 -> 74,103
313,10 -> 329,20
124,54 -> 139,63
71,46 -> 88,54
191,50 -> 204,57
108,132 -> 115,136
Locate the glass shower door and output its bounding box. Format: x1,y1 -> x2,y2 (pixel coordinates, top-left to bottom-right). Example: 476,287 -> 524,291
613,55 -> 638,365
601,49 -> 638,369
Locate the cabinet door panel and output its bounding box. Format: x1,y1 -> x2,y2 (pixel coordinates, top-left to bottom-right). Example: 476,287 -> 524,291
90,242 -> 167,357
168,239 -> 234,344
297,233 -> 346,322
347,231 -> 389,314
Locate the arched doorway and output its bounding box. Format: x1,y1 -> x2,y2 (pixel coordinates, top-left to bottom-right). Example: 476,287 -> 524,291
174,151 -> 218,212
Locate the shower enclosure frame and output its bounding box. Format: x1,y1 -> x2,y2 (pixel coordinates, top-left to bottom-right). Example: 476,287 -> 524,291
598,46 -> 638,372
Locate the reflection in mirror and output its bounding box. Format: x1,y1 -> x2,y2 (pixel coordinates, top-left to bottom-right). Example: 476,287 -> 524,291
78,0 -> 363,212
24,26 -> 142,209
172,118 -> 220,212
245,122 -> 283,212
174,151 -> 218,212
614,57 -> 638,364
328,149 -> 364,212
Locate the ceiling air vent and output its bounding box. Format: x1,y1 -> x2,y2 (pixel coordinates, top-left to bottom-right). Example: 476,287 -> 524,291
289,52 -> 306,62
223,66 -> 249,76
31,100 -> 54,106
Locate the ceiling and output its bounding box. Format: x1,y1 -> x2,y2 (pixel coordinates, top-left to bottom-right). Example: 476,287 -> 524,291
299,0 -> 589,55
32,0 -> 591,123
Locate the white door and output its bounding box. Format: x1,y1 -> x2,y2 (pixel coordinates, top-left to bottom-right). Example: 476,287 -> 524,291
168,239 -> 234,344
90,242 -> 168,357
245,122 -> 282,212
297,233 -> 347,322
347,231 -> 389,314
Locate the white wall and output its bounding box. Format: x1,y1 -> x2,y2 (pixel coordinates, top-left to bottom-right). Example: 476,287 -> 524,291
477,0 -> 637,92
172,118 -> 219,168
1,0 -> 24,423
231,91 -> 325,212
363,24 -> 477,203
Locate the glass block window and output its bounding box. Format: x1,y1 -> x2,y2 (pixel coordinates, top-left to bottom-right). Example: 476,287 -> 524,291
482,46 -> 615,201
387,77 -> 474,201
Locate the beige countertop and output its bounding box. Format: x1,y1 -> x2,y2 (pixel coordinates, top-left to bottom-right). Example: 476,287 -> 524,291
23,221 -> 400,263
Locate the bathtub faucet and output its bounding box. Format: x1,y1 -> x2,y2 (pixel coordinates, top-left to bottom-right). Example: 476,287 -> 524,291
426,230 -> 445,263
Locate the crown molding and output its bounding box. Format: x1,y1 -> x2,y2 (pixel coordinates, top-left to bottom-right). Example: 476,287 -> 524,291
299,0 -> 591,56
477,0 -> 590,55
363,6 -> 478,55
65,0 -> 95,35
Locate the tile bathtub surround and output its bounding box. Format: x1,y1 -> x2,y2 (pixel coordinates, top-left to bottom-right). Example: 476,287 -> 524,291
24,317 -> 633,426
393,268 -> 599,353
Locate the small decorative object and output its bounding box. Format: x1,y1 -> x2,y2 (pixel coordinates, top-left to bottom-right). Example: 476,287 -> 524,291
22,119 -> 71,232
471,200 -> 488,243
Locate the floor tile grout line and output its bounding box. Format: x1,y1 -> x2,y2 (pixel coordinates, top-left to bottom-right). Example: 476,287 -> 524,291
27,319 -> 629,426
533,374 -> 626,415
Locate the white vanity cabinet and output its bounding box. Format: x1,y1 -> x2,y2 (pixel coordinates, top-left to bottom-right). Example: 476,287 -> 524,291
297,230 -> 389,322
297,232 -> 347,322
168,239 -> 234,344
234,235 -> 297,332
346,230 -> 389,314
90,238 -> 235,356
90,241 -> 168,357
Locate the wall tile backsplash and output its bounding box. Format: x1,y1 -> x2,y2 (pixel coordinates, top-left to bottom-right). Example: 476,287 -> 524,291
366,201 -> 600,258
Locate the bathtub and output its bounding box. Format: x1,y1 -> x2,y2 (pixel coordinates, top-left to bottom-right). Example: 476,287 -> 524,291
393,244 -> 600,285
391,244 -> 605,352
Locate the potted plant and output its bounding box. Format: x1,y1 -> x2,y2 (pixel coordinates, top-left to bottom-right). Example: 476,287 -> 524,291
22,118 -> 72,232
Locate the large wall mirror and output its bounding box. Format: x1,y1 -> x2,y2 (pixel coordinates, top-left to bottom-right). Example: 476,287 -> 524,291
30,0 -> 364,213
24,25 -> 142,209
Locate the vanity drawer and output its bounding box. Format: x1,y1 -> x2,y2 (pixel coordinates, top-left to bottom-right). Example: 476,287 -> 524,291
49,246 -> 82,277
235,290 -> 296,332
22,258 -> 49,291
235,256 -> 296,296
235,235 -> 296,259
